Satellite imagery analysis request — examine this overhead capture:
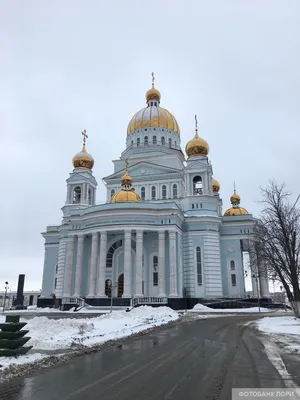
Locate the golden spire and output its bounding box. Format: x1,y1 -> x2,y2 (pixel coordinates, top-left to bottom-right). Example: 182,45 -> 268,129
82,129 -> 88,151
194,114 -> 199,138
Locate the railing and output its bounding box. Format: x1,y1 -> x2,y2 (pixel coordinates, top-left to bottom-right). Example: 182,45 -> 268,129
132,297 -> 168,307
62,297 -> 85,307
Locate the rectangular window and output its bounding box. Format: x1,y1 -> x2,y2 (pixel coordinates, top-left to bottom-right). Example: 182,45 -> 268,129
231,274 -> 236,286
196,247 -> 202,285
153,272 -> 158,286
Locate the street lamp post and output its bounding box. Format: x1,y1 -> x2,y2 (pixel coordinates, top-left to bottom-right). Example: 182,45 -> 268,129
3,281 -> 9,313
107,280 -> 117,313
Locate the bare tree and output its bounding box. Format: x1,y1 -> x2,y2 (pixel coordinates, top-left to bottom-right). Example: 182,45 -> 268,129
252,180 -> 300,317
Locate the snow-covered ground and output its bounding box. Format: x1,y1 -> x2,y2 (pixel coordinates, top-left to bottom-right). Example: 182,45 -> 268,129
190,303 -> 273,313
257,316 -> 300,336
256,316 -> 300,389
0,306 -> 179,374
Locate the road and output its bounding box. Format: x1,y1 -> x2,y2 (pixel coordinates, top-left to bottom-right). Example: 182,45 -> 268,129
0,315 -> 296,400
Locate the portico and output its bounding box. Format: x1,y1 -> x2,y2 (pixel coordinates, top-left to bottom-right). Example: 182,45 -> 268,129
61,227 -> 179,304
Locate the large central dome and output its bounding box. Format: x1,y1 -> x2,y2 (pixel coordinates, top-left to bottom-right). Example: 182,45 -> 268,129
127,106 -> 180,135
127,75 -> 180,136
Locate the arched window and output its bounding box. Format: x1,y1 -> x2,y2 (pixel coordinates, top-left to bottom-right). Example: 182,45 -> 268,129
110,189 -> 115,198
105,279 -> 112,297
162,185 -> 167,199
144,136 -> 148,145
161,136 -> 165,145
230,260 -> 235,271
153,255 -> 158,286
151,186 -> 156,200
193,176 -> 203,195
88,188 -> 92,205
169,138 -> 172,147
106,239 -> 136,268
137,138 -> 140,147
141,187 -> 145,200
173,184 -> 178,199
231,274 -> 237,286
153,135 -> 157,144
196,246 -> 202,285
73,186 -> 81,204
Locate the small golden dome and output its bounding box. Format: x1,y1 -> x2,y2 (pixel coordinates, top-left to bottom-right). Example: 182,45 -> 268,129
224,186 -> 249,216
72,130 -> 94,170
185,115 -> 209,158
111,164 -> 141,203
146,86 -> 161,102
212,178 -> 220,193
224,207 -> 249,216
111,190 -> 141,203
230,190 -> 241,204
121,169 -> 133,185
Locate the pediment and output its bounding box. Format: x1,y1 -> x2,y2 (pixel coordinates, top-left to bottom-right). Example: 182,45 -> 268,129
67,171 -> 97,185
104,161 -> 182,182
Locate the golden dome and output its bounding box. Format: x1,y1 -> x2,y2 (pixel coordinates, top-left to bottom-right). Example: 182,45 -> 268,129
127,106 -> 179,135
111,190 -> 141,203
230,190 -> 241,204
121,169 -> 133,185
212,178 -> 220,193
72,130 -> 94,170
224,187 -> 249,216
127,73 -> 180,135
185,115 -> 209,157
146,86 -> 161,102
111,165 -> 141,203
224,207 -> 249,216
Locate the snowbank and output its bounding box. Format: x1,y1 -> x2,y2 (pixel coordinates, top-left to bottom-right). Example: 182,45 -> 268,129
257,316 -> 300,336
0,306 -> 179,355
191,303 -> 271,313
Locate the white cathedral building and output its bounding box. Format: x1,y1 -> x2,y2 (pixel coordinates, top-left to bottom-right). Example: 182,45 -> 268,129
39,77 -> 270,309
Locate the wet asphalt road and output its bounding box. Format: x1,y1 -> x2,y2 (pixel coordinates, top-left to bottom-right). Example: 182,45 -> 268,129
0,316 -> 294,400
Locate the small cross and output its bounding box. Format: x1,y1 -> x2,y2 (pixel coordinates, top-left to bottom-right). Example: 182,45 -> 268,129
82,130 -> 88,146
152,72 -> 155,87
195,114 -> 198,132
234,181 -> 236,193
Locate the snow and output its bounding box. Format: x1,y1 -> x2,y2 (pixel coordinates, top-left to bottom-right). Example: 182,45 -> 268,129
257,316 -> 300,336
0,306 -> 179,374
191,303 -> 272,313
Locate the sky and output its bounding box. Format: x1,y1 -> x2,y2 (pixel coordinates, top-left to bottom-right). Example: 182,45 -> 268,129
0,0 -> 299,291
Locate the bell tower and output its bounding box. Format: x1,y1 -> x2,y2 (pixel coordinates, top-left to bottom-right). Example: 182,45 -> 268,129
62,130 -> 97,217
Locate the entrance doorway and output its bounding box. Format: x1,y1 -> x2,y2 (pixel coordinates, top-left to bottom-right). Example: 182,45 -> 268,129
118,273 -> 124,297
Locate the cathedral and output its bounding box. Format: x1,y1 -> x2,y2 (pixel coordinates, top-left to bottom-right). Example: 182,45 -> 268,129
39,76 -> 270,310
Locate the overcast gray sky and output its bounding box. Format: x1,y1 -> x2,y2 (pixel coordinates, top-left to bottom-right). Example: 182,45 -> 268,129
1,0 -> 299,291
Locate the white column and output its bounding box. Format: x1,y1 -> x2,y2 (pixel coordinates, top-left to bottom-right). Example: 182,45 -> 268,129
55,237 -> 67,298
87,232 -> 98,297
97,231 -> 107,296
63,237 -> 75,297
73,234 -> 84,297
158,231 -> 166,297
169,230 -> 178,297
135,230 -> 143,297
123,229 -> 132,297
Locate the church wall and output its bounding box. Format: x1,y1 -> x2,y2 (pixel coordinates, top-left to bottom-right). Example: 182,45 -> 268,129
143,232 -> 157,296
70,237 -> 78,296
177,233 -> 183,297
42,245 -> 59,297
220,238 -> 245,298
203,232 -> 223,297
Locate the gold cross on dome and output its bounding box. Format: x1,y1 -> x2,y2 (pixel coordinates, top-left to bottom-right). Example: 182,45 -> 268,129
82,129 -> 88,146
152,72 -> 155,88
195,114 -> 198,132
